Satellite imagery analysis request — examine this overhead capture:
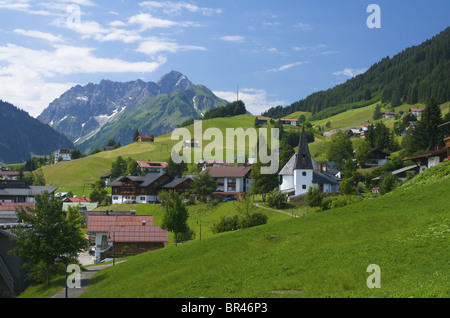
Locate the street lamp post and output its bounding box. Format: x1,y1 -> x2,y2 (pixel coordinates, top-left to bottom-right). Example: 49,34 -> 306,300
108,231 -> 115,265
56,252 -> 69,298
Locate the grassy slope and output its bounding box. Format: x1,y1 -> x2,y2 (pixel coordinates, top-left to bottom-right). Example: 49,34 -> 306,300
80,161 -> 450,298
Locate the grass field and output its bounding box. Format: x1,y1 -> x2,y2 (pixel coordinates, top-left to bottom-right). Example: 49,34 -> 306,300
73,161 -> 450,298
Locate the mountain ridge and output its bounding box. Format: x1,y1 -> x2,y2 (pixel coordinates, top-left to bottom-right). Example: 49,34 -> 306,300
37,71 -> 228,153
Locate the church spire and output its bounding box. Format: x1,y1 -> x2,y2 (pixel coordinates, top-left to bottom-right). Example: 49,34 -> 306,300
294,126 -> 313,170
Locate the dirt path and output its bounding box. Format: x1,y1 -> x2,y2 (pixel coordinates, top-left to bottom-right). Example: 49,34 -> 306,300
253,203 -> 299,218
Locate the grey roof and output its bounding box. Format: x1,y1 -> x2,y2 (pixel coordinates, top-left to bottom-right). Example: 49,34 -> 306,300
312,171 -> 340,184
109,173 -> 167,187
294,127 -> 313,170
162,177 -> 191,189
0,186 -> 57,197
279,153 -> 319,176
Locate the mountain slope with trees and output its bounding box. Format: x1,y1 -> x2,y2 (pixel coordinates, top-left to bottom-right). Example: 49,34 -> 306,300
262,27 -> 450,120
0,100 -> 74,164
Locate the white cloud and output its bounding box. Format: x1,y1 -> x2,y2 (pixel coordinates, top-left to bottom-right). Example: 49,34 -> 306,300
219,35 -> 245,43
136,37 -> 206,56
268,61 -> 304,73
0,43 -> 166,117
128,13 -> 199,30
333,68 -> 367,77
214,88 -> 286,115
295,22 -> 312,31
14,28 -> 63,43
139,1 -> 223,16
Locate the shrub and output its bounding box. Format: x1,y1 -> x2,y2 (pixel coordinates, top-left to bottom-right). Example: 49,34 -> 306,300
212,215 -> 239,234
380,174 -> 396,194
266,189 -> 288,209
244,212 -> 268,228
305,186 -> 323,207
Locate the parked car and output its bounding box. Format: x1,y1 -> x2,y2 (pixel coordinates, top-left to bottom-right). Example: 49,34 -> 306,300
223,196 -> 237,202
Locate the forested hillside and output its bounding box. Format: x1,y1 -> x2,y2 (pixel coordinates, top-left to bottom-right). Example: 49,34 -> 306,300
263,27 -> 450,120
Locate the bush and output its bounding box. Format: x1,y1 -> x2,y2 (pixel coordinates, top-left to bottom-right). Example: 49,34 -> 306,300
242,212 -> 267,228
305,186 -> 323,207
212,215 -> 240,233
380,174 -> 396,194
321,195 -> 363,210
266,189 -> 288,209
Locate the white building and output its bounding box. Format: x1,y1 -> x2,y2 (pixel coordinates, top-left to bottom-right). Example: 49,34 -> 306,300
53,149 -> 72,163
279,127 -> 340,197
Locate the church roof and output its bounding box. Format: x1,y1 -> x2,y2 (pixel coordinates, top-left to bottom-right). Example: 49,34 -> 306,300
294,126 -> 313,170
279,151 -> 319,176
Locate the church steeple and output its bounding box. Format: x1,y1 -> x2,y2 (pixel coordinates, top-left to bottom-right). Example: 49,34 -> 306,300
294,126 -> 313,170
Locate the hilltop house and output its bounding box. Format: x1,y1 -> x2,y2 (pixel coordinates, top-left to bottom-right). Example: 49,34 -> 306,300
279,127 -> 340,197
256,117 -> 269,125
202,165 -> 253,200
137,136 -> 154,142
109,172 -> 192,204
53,148 -> 72,164
280,118 -> 298,126
137,161 -> 168,174
86,213 -> 168,263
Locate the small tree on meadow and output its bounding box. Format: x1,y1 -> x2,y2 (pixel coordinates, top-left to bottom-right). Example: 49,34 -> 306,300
161,191 -> 190,246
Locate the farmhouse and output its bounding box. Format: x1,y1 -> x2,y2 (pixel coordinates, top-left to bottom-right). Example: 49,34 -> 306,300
137,136 -> 154,142
280,118 -> 298,126
86,214 -> 168,263
109,172 -> 192,204
256,117 -> 269,125
279,127 -> 340,197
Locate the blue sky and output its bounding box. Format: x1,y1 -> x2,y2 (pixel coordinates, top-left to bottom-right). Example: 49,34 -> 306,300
0,0 -> 449,118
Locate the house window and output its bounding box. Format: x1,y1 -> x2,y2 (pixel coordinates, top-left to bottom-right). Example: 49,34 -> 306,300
302,171 -> 307,176
113,196 -> 118,200
114,189 -> 117,193
302,185 -> 306,189
140,197 -> 145,200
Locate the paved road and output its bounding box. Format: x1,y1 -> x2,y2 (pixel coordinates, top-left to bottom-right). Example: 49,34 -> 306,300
51,253 -> 125,298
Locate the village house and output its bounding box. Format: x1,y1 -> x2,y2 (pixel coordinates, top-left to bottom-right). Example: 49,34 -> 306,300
1,171 -> 31,181
99,172 -> 111,186
109,172 -> 192,204
359,125 -> 369,138
279,127 -> 340,197
280,118 -> 298,126
0,180 -> 57,203
256,117 -> 269,125
137,161 -> 168,174
403,146 -> 448,173
53,148 -> 72,164
197,159 -> 231,171
202,165 -> 253,200
365,149 -> 390,167
409,107 -> 425,117
86,213 -> 168,263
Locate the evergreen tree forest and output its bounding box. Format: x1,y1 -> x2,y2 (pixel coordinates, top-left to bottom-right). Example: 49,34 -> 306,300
262,27 -> 450,120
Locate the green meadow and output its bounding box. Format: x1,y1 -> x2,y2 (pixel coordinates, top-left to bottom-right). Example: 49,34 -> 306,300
74,161 -> 450,298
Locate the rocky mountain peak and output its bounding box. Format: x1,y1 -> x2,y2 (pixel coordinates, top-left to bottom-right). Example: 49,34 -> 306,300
156,70 -> 194,94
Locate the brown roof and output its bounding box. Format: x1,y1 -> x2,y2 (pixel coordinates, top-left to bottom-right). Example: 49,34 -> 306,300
403,147 -> 447,161
87,215 -> 154,233
137,161 -> 168,169
0,202 -> 35,211
108,225 -> 168,243
203,166 -> 251,178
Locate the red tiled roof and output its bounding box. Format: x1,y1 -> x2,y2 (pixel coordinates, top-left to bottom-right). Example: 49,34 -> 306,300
257,117 -> 269,120
410,107 -> 425,112
108,225 -> 168,243
87,215 -> 154,233
280,118 -> 298,121
0,202 -> 35,211
203,166 -> 251,178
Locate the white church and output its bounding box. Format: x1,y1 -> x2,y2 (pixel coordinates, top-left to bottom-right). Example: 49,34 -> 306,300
279,127 -> 341,198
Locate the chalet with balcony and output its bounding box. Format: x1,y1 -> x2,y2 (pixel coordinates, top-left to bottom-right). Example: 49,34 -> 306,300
202,166 -> 253,199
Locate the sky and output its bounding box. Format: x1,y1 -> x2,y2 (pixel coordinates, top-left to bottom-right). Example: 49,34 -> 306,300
0,0 -> 449,118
